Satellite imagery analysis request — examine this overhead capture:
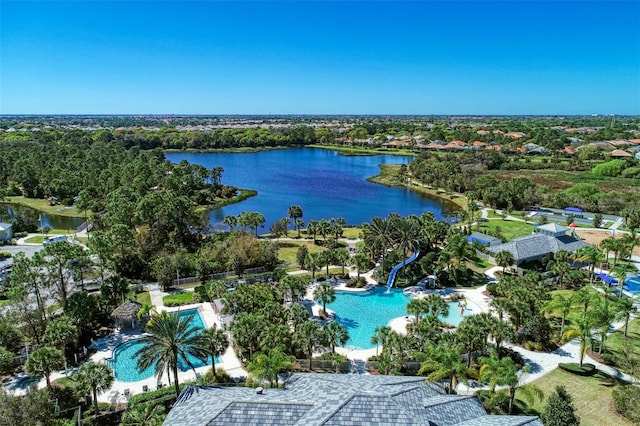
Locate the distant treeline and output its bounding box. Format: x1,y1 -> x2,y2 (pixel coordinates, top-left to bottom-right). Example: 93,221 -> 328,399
0,130 -> 236,210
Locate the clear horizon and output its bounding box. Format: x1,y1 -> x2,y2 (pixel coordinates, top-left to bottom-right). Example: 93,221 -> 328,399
2,1 -> 639,115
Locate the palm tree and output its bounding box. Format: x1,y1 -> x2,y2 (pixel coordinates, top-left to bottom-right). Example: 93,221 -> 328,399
121,404 -> 166,426
318,219 -> 331,242
288,205 -> 303,230
576,245 -> 604,284
494,250 -> 515,273
371,325 -> 391,357
362,216 -> 392,265
456,318 -> 485,367
313,282 -> 335,317
43,315 -> 78,362
352,252 -> 371,279
393,216 -> 421,274
293,320 -> 323,370
572,286 -> 594,317
424,294 -> 449,318
490,297 -> 511,322
194,326 -> 229,376
305,252 -> 320,280
223,215 -> 237,231
550,261 -> 571,288
590,296 -> 621,354
294,218 -> 304,238
323,321 -> 349,353
76,362 -> 114,411
407,298 -> 428,325
615,296 -> 638,337
134,311 -> 206,399
478,350 -> 512,392
25,346 -> 64,391
562,318 -> 594,367
489,318 -> 515,349
334,248 -> 349,275
246,348 -> 294,388
306,220 -> 319,240
418,344 -> 467,394
545,294 -> 573,336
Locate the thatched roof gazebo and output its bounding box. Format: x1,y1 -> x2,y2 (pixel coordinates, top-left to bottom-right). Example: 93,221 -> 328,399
111,301 -> 142,330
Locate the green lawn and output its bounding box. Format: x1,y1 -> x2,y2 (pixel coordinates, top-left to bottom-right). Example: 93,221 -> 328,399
477,218 -> 535,242
602,318 -> 640,376
524,368 -> 632,426
22,229 -> 76,243
135,290 -> 152,306
163,292 -> 195,306
6,196 -> 86,218
278,241 -> 327,266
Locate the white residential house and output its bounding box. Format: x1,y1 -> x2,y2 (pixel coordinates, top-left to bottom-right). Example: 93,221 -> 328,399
0,223 -> 13,242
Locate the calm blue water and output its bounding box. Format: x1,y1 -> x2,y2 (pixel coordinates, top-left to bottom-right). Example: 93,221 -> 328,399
165,148 -> 459,228
1,204 -> 84,230
624,276 -> 640,295
327,287 -> 471,350
111,309 -> 216,382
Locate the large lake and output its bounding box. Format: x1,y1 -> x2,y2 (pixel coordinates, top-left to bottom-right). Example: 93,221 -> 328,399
165,148 -> 459,227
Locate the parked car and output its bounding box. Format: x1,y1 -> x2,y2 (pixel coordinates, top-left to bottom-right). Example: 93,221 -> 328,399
43,235 -> 68,246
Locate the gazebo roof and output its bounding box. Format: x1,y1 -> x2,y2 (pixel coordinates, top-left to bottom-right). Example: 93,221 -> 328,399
111,301 -> 142,320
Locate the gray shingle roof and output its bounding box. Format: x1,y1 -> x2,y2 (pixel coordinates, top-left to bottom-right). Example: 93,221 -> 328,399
456,415 -> 544,426
164,373 -> 542,426
487,234 -> 588,264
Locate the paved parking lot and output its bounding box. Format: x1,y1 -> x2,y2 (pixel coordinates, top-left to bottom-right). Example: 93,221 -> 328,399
0,244 -> 43,269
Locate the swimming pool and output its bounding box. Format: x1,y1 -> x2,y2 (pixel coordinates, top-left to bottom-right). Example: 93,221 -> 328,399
109,309 -> 216,382
624,276 -> 640,295
326,286 -> 471,350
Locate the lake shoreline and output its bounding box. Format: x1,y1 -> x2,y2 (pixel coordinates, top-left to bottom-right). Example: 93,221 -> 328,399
367,164 -> 468,210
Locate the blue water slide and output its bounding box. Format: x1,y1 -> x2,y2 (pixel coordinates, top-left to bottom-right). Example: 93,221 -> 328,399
386,249 -> 421,288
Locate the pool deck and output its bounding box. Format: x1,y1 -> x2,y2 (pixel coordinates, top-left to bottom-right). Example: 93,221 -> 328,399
36,301 -> 247,403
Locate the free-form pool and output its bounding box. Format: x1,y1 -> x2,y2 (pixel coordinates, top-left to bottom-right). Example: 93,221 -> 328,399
624,276 -> 640,296
109,309 -> 216,382
326,286 -> 471,350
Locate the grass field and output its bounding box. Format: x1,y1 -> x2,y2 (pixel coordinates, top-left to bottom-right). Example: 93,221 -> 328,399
23,229 -> 74,243
477,218 -> 534,242
135,290 -> 152,306
278,241 -> 326,266
163,292 -> 195,306
493,169 -> 640,197
524,368 -> 632,426
6,196 -> 85,218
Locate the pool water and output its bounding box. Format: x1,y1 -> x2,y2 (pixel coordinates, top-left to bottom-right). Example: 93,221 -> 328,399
326,286 -> 471,350
110,309 -> 217,382
624,276 -> 640,295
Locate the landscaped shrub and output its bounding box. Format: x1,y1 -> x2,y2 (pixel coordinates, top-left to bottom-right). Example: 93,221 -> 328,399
128,384 -> 186,410
486,282 -> 498,295
621,166 -> 640,178
345,277 -> 367,288
0,252 -> 11,259
592,159 -> 628,177
558,362 -> 596,376
612,385 -> 640,424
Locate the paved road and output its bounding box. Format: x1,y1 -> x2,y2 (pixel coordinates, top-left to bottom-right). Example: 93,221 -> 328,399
0,244 -> 43,269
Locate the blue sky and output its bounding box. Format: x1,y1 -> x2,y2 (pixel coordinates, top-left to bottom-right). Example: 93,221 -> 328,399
1,1 -> 639,115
